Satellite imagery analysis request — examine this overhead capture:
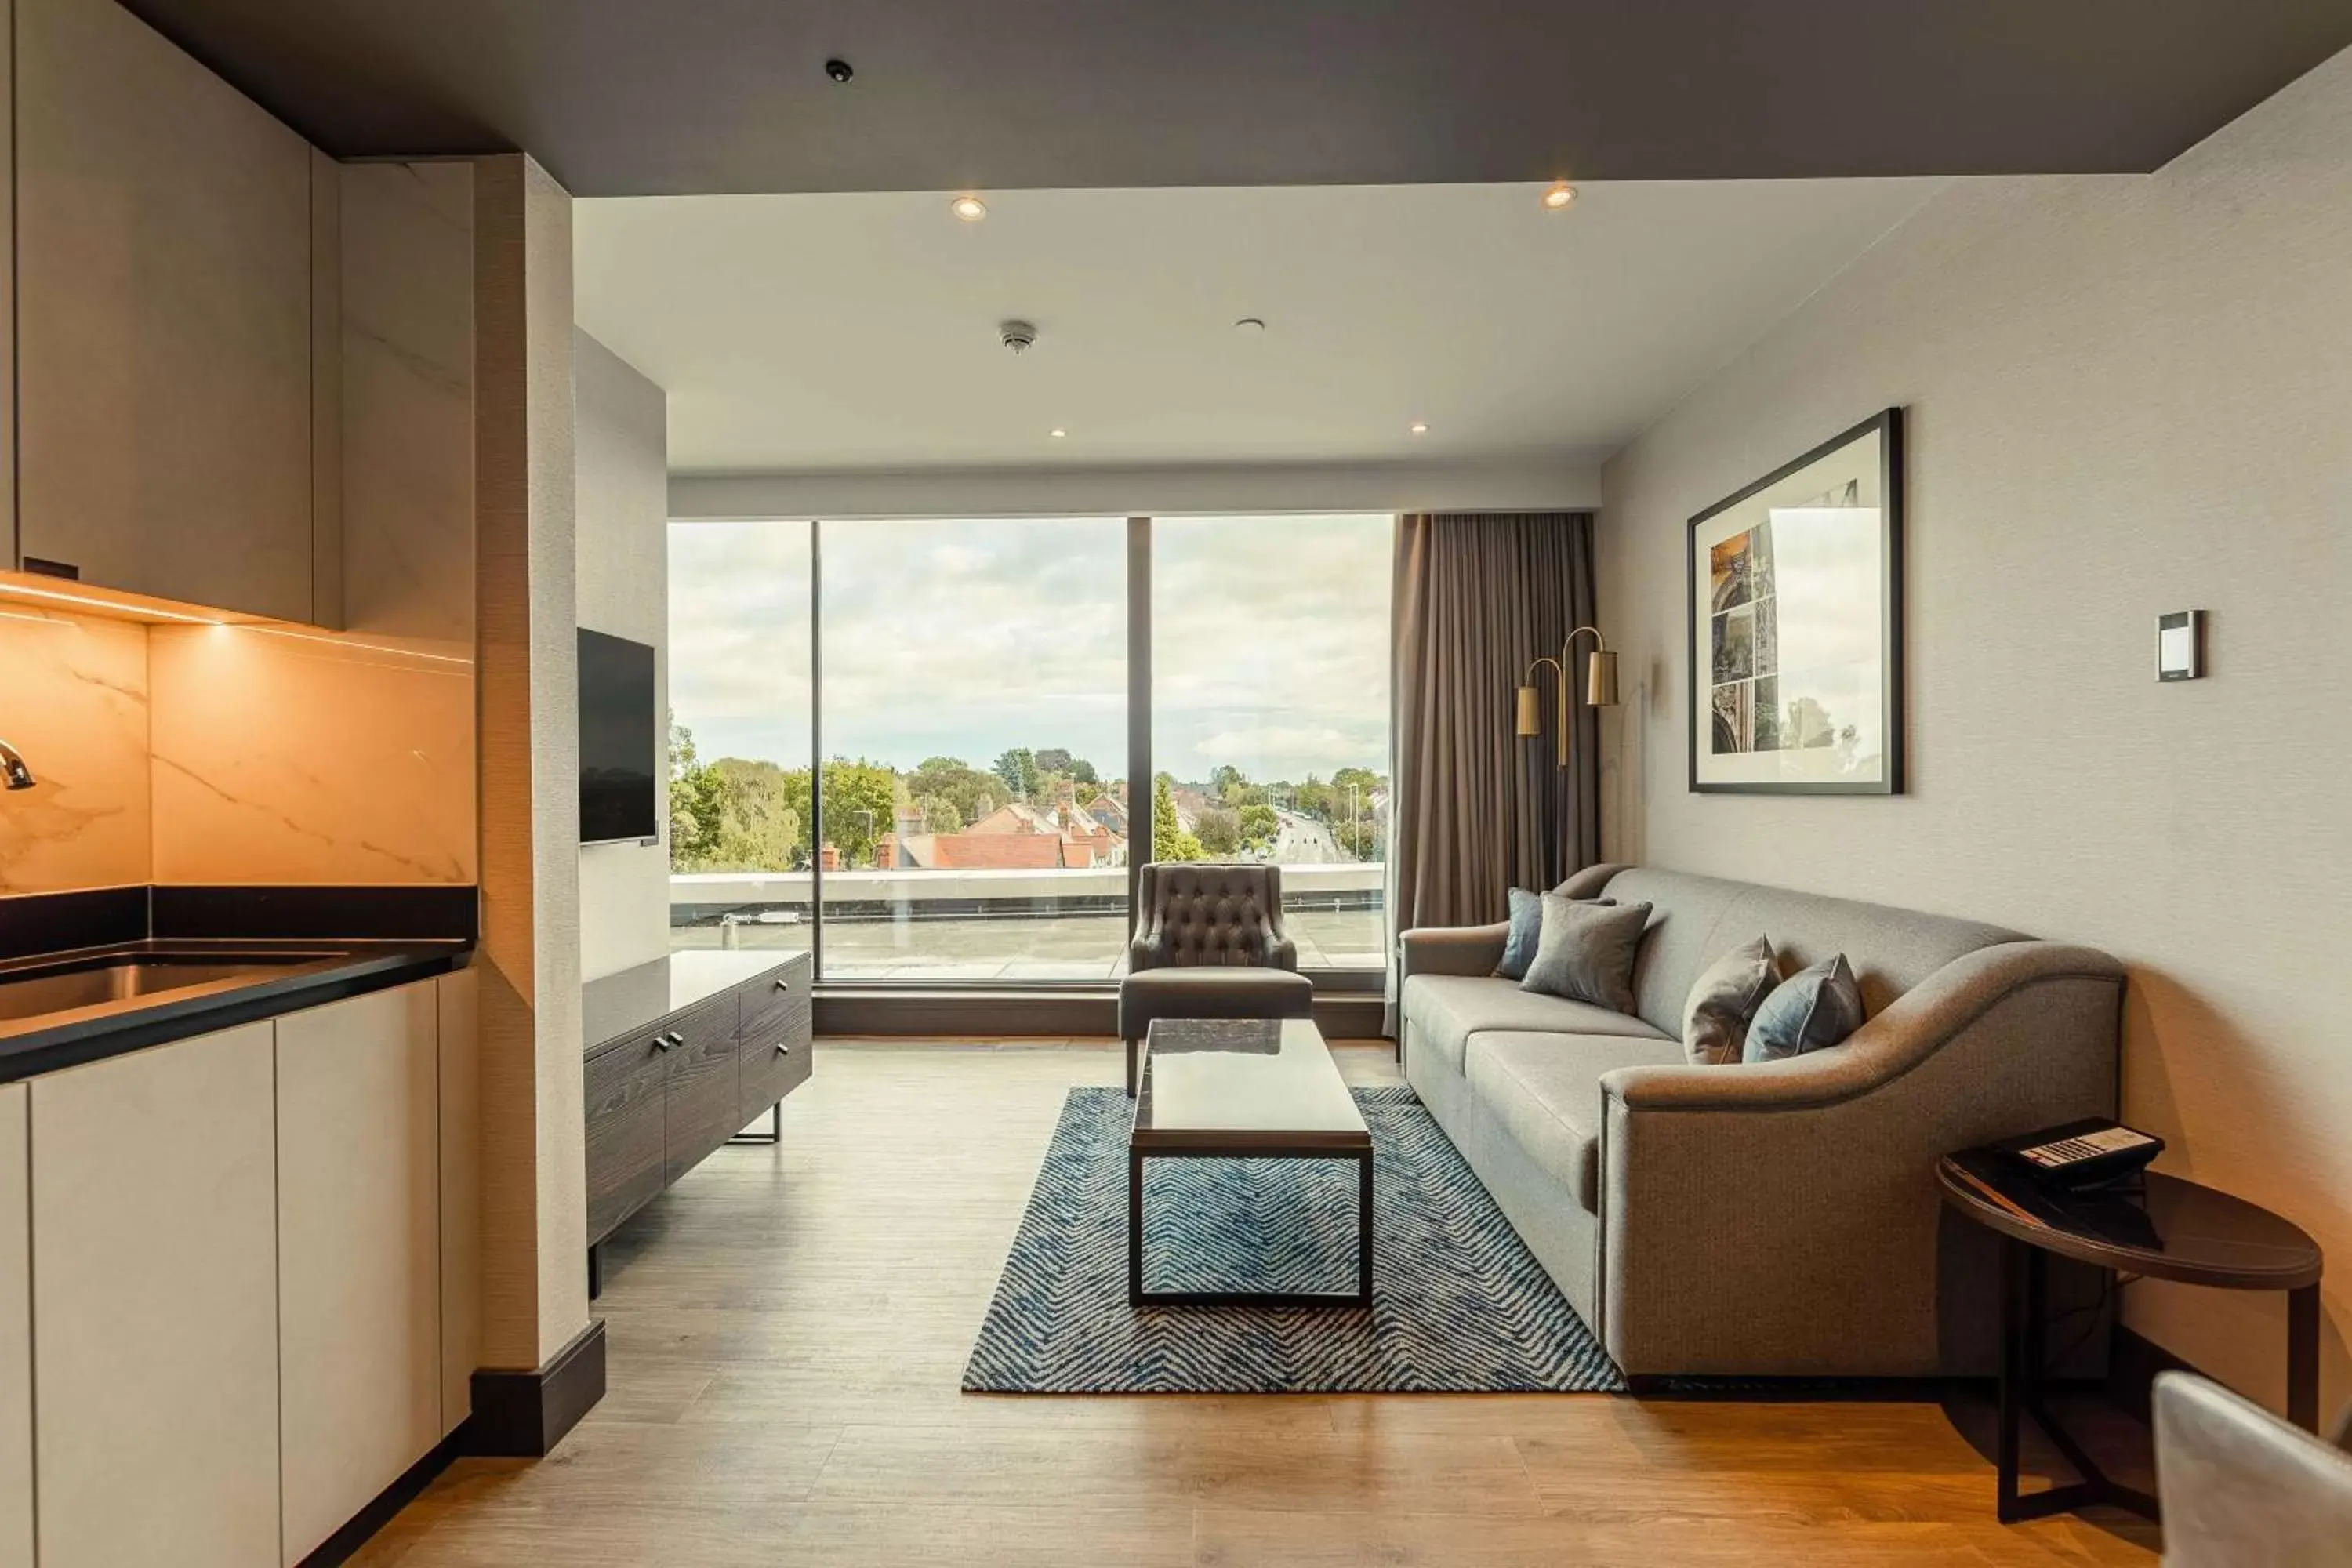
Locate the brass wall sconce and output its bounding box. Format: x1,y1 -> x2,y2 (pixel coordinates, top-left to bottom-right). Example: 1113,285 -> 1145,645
1516,626 -> 1619,766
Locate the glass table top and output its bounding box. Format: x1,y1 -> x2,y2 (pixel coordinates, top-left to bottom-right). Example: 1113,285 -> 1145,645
1133,1018 -> 1369,1150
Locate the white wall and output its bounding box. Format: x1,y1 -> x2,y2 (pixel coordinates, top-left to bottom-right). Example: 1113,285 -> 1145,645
1599,49 -> 2352,1416
575,328 -> 672,980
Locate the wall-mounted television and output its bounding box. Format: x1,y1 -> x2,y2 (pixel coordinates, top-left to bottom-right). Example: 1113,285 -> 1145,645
578,628 -> 658,844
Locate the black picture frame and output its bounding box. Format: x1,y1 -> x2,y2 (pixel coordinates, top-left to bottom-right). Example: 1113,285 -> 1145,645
1686,407 -> 1904,796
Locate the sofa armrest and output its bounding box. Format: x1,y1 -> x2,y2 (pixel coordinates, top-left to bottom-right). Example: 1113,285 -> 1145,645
1594,939 -> 2126,1378
1600,942 -> 2125,1112
1399,923 -> 1509,982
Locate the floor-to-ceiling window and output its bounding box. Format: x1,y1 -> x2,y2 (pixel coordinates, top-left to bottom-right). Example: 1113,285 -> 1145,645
665,512 -> 1391,981
817,517 -> 1129,980
664,520 -> 815,953
1151,514 -> 1392,970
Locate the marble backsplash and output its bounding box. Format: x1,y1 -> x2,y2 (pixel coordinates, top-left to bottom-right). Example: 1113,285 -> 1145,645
149,622 -> 476,885
0,608 -> 151,895
0,608 -> 478,895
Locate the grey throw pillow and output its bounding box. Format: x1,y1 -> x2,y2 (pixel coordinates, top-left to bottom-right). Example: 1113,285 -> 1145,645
1743,954 -> 1864,1063
1495,887 -> 1613,981
1681,935 -> 1780,1065
1494,887 -> 1543,981
1519,895 -> 1651,1014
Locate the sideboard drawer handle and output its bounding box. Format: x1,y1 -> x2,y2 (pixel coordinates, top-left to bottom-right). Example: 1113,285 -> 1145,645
775,1042 -> 792,1056
775,978 -> 789,990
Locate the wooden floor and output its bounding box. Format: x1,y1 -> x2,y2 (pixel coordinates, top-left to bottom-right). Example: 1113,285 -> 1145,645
357,1040 -> 2161,1566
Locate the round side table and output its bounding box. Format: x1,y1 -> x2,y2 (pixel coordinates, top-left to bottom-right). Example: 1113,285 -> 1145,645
1937,1156 -> 2323,1524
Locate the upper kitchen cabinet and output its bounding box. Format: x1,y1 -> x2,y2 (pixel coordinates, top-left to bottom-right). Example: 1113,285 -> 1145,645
15,0 -> 327,623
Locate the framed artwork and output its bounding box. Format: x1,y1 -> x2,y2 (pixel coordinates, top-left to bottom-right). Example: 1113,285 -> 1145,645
1687,408 -> 1904,794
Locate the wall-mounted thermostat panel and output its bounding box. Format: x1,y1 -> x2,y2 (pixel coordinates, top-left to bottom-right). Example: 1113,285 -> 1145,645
2157,611 -> 2203,681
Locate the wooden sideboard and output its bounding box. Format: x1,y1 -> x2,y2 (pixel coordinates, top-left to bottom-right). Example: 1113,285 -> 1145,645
581,950 -> 812,1291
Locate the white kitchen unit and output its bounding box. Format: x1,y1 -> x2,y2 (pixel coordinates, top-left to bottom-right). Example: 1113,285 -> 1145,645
31,1021 -> 281,1568
0,1083 -> 30,1568
437,967 -> 483,1432
14,0 -> 322,622
275,982 -> 444,1565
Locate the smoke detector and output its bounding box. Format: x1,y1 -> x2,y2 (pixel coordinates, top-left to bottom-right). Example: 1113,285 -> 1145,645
999,319 -> 1038,354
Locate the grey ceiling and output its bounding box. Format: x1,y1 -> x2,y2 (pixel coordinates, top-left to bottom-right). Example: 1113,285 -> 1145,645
125,0 -> 2352,196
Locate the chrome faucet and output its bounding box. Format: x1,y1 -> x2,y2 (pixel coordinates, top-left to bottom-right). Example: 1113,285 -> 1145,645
0,740 -> 34,792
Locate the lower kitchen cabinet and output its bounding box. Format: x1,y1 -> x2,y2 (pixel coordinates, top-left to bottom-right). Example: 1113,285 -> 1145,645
0,1085 -> 30,1568
276,982 -> 442,1566
31,1020 -> 281,1568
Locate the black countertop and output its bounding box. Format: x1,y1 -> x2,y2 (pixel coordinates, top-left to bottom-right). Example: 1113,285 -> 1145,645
583,949 -> 803,1053
0,938 -> 472,1083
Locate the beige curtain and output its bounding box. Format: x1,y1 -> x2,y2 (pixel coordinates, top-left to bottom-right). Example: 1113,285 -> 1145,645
1388,512 -> 1602,959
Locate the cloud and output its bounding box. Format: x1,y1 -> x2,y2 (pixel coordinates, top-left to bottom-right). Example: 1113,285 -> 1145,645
668,514 -> 1392,780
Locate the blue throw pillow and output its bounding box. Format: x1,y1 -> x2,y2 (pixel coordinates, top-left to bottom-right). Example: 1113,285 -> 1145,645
1743,954 -> 1864,1063
1495,887 -> 1543,980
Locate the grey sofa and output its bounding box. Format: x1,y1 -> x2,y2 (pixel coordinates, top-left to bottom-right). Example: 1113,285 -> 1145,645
1119,862 -> 1313,1096
1399,864 -> 2124,1381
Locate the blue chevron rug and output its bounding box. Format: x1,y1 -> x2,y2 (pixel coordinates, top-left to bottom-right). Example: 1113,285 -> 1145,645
962,1086 -> 1626,1393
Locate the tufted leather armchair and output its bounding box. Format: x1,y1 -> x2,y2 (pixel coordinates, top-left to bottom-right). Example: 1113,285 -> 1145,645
1118,863 -> 1313,1096
1129,862 -> 1298,972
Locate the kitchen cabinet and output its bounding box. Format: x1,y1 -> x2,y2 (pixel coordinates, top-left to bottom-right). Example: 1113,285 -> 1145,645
31,1021 -> 281,1568
0,1085 -> 28,1568
14,0 -> 323,622
437,967 -> 481,1436
275,982 -> 441,1566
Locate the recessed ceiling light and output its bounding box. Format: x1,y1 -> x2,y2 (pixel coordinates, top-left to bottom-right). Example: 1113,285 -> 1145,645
950,194 -> 988,222
1050,428 -> 1068,438
824,58 -> 855,84
1541,181 -> 1577,210
1409,422 -> 1429,435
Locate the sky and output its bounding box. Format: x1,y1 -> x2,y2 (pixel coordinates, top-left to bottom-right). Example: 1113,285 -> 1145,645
667,514 -> 1392,786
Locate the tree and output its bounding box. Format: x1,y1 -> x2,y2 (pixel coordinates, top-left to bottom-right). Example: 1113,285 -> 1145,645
907,756 -> 1001,825
707,757 -> 804,870
667,719 -> 724,869
1210,764 -> 1247,799
1069,757 -> 1100,786
913,794 -> 964,834
1151,772 -> 1204,862
1195,804 -> 1242,855
993,747 -> 1040,801
1238,803 -> 1279,852
818,758 -> 898,867
1034,747 -> 1073,776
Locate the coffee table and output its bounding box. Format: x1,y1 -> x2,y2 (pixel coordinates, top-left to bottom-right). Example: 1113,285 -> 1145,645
1129,1017 -> 1373,1308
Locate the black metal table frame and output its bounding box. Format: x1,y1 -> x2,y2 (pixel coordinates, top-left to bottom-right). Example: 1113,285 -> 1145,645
1993,1233 -> 2322,1524
1127,1142 -> 1374,1309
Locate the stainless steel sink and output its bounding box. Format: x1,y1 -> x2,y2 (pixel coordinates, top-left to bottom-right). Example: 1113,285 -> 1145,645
0,957 -> 331,1023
